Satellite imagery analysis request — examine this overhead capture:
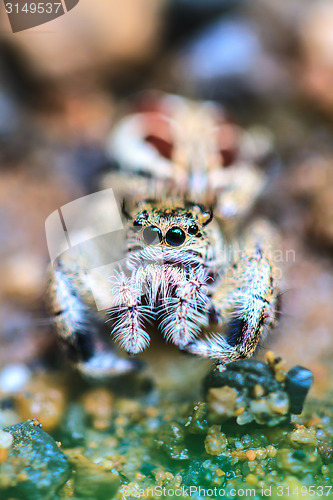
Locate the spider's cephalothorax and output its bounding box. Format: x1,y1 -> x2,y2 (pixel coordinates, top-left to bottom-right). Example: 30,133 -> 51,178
109,200 -> 220,356
47,93 -> 280,379
124,199 -> 216,267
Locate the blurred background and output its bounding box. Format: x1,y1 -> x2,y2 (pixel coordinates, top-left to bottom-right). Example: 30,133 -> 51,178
0,0 -> 333,400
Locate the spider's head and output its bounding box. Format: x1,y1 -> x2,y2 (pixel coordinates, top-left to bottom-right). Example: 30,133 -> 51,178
124,199 -> 213,253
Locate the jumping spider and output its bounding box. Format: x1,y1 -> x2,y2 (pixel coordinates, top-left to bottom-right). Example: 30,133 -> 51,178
47,93 -> 279,379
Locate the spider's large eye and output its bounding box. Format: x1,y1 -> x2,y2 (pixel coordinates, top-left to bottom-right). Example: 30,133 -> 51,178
188,223 -> 199,236
166,227 -> 186,247
143,226 -> 162,245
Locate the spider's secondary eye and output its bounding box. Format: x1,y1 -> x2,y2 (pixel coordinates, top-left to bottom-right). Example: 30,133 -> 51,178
133,219 -> 144,232
188,224 -> 199,235
143,226 -> 162,245
166,227 -> 186,247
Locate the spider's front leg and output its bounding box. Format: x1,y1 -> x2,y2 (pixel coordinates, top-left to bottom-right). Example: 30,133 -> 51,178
184,242 -> 278,364
48,260 -> 140,379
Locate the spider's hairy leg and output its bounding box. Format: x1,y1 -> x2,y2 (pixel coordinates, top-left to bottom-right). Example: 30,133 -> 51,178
110,269 -> 152,356
184,244 -> 278,363
159,266 -> 209,348
47,260 -> 139,379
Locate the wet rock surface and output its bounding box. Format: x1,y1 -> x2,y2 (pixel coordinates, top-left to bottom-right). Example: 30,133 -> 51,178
0,357 -> 330,499
59,403 -> 87,447
0,420 -> 71,500
66,449 -> 121,499
156,422 -> 190,460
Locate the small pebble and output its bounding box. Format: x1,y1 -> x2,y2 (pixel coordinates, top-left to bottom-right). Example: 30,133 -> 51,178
0,429 -> 13,464
0,409 -> 20,429
253,384 -> 265,399
289,427 -> 318,447
245,450 -> 256,461
321,465 -> 330,476
255,448 -> 268,460
81,388 -> 114,430
207,386 -> 238,420
265,351 -> 276,365
236,411 -> 254,426
185,402 -> 209,434
156,422 -> 189,460
0,429 -> 14,449
267,391 -> 289,415
249,398 -> 270,422
16,379 -> 66,432
317,442 -> 333,463
205,426 -> 228,455
275,369 -> 286,383
246,473 -> 258,485
0,364 -> 31,394
286,366 -> 313,415
266,445 -> 277,458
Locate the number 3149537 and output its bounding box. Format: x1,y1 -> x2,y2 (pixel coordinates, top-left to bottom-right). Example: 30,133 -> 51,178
5,3 -> 62,14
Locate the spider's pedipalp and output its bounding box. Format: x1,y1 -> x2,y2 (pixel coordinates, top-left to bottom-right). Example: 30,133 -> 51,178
184,333 -> 234,360
159,267 -> 210,348
109,270 -> 153,355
